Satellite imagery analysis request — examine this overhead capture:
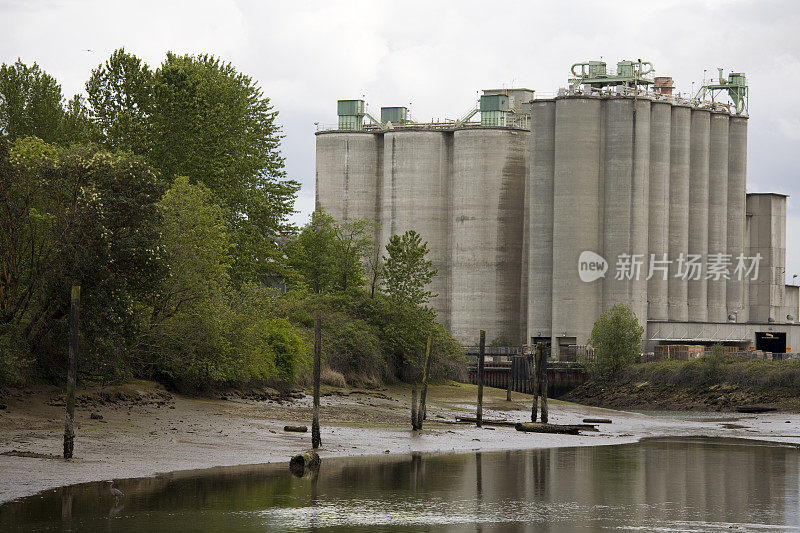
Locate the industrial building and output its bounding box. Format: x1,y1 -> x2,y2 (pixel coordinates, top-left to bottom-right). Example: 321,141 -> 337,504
315,59 -> 800,358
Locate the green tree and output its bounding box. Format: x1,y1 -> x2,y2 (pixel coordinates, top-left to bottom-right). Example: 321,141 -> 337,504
332,218 -> 372,292
0,59 -> 64,142
285,211 -> 371,294
57,95 -> 99,144
85,48 -> 153,153
586,303 -> 644,380
382,230 -> 437,307
152,177 -> 308,388
285,211 -> 339,294
151,52 -> 298,285
0,137 -> 164,380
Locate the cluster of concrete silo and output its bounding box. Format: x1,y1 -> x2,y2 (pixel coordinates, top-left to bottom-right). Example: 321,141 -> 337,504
315,61 -> 800,355
527,95 -> 749,354
316,121 -> 528,343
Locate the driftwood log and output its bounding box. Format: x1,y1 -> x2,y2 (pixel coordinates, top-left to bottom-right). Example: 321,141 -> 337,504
583,418 -> 612,424
284,426 -> 308,432
515,422 -> 597,435
290,451 -> 321,477
736,406 -> 777,413
456,416 -> 516,427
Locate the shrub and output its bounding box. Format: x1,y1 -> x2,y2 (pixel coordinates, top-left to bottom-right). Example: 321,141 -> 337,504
586,303 -> 644,381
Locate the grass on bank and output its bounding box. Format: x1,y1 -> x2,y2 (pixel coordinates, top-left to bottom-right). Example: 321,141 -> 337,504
616,355 -> 800,389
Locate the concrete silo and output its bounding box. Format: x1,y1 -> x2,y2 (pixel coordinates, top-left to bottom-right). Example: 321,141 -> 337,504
450,128 -> 527,343
315,60 -> 800,357
707,112 -> 730,322
668,105 -> 691,322
551,97 -> 603,352
601,97 -> 650,327
688,109 -> 711,322
527,100 -> 556,344
727,116 -> 748,322
647,101 -> 672,321
380,130 -> 452,326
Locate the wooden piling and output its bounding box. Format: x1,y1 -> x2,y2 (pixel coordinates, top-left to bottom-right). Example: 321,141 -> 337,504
312,316 -> 321,449
63,286 -> 79,459
540,344 -> 549,424
506,357 -> 512,401
417,336 -> 433,429
531,341 -> 549,423
476,330 -> 485,427
411,382 -> 418,430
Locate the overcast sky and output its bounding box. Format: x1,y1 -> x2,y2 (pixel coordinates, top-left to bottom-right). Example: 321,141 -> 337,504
2,0 -> 799,283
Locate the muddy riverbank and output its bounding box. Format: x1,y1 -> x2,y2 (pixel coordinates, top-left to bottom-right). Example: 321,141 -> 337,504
3,380 -> 800,503
563,380 -> 800,411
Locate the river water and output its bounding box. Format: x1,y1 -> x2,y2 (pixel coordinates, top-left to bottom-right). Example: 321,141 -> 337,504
2,437 -> 799,532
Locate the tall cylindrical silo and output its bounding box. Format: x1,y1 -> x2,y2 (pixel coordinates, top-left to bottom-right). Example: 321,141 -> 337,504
688,109 -> 710,322
552,97 -> 603,355
707,112 -> 729,322
668,105 -> 691,322
742,213 -> 751,324
315,133 -> 353,220
451,128 -> 528,344
648,102 -> 672,321
380,130 -> 452,328
602,98 -> 634,314
630,98 -> 651,332
727,116 -> 748,323
527,100 -> 556,344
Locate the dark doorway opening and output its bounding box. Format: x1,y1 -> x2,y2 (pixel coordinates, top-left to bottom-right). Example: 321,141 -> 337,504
755,332 -> 786,354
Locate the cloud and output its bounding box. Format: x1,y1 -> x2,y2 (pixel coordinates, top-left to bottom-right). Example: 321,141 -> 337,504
1,0 -> 798,254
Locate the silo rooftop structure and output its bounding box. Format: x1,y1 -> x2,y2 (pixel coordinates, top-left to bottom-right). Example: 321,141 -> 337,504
315,59 -> 800,358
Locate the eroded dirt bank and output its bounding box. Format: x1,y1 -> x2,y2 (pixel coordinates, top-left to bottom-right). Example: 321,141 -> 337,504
2,380 -> 800,503
563,380 -> 800,411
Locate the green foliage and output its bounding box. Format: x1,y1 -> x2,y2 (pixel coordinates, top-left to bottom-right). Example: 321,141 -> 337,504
382,230 -> 437,307
618,355 -> 800,389
586,303 -> 644,380
158,175 -> 232,307
150,177 -> 308,389
1,137 -> 164,381
57,95 -> 100,145
0,59 -> 64,142
275,290 -> 464,386
150,52 -> 298,285
285,210 -> 371,294
85,48 -> 153,153
0,323 -> 32,385
84,48 -> 299,286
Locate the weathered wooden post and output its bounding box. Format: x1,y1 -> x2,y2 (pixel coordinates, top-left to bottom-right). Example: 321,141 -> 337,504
411,381 -> 418,430
506,356 -> 513,401
531,342 -> 549,423
64,285 -> 80,459
417,336 -> 433,429
476,330 -> 485,427
531,342 -> 539,423
312,315 -> 321,449
540,343 -> 549,423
